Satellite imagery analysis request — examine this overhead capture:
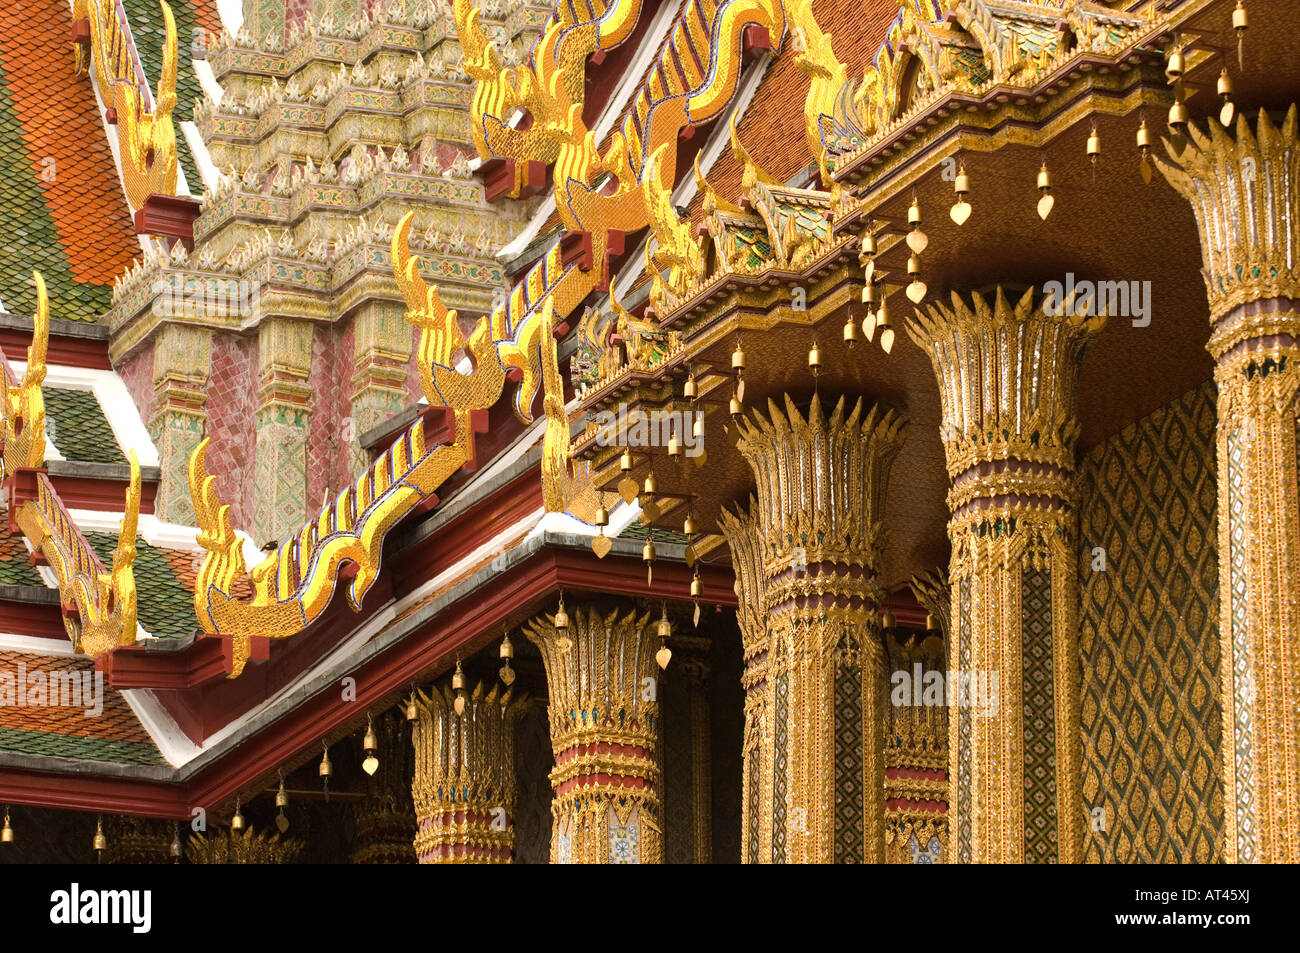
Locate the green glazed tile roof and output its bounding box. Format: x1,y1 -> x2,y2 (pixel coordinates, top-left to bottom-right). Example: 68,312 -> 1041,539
0,725 -> 165,765
85,532 -> 196,639
45,387 -> 126,465
0,0 -> 138,322
620,521 -> 691,546
0,520 -> 42,587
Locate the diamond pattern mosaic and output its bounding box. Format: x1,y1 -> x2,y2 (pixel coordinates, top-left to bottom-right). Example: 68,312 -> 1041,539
957,577 -> 972,863
833,665 -> 864,863
772,671 -> 788,864
1078,383 -> 1224,863
1022,566 -> 1057,863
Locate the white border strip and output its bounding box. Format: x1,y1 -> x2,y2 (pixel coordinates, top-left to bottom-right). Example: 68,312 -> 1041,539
10,361 -> 160,467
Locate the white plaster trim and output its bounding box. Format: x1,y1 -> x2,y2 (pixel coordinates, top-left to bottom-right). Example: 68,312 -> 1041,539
65,509 -> 203,552
181,120 -> 220,193
193,55 -> 224,108
11,361 -> 160,468
530,496 -> 639,539
215,0 -> 243,36
120,689 -> 202,767
0,633 -> 78,658
495,0 -> 687,261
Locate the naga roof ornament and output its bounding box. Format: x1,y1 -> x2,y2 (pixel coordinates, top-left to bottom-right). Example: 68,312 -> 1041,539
76,0 -> 180,208
3,273 -> 141,659
184,213 -> 570,676
0,273 -> 48,479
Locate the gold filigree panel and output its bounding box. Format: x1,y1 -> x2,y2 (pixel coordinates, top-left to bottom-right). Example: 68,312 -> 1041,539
1077,383 -> 1224,863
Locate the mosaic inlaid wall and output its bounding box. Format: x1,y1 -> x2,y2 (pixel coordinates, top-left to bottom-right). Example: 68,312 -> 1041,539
1077,382 -> 1224,863
206,332 -> 258,532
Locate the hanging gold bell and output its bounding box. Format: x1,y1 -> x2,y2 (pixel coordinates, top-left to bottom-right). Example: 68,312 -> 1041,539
1165,45 -> 1184,83
93,816 -> 107,852
907,196 -> 921,226
1218,69 -> 1236,125
170,826 -> 182,858
595,505 -> 609,526
683,513 -> 698,536
877,297 -> 895,355
656,606 -> 672,669
643,537 -> 656,562
499,640 -> 516,686
693,415 -> 704,439
731,344 -> 745,371
951,164 -> 972,225
452,660 -> 467,716
319,746 -> 333,778
668,433 -> 682,457
231,803 -> 245,832
644,473 -> 657,495
276,779 -> 289,809
362,717 -> 379,774
729,395 -> 743,416
1,807 -> 12,844
808,341 -> 821,371
691,574 -> 703,597
843,316 -> 859,343
406,694 -> 419,721
683,374 -> 697,399
1087,125 -> 1101,161
1037,161 -> 1054,220
1168,97 -> 1188,132
1233,1 -> 1247,66
620,450 -> 633,472
1136,118 -> 1151,151
554,595 -> 569,630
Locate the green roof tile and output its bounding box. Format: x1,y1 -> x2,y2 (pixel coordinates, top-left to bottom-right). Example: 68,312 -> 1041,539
0,59 -> 109,321
0,523 -> 42,587
0,725 -> 164,765
85,532 -> 195,638
45,387 -> 125,465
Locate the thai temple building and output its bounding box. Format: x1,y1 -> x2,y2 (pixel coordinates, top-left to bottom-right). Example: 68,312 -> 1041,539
0,0 -> 1294,865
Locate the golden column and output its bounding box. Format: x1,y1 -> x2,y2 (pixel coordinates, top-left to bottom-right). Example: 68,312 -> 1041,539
910,287 -> 1104,864
1157,107 -> 1300,863
525,605 -> 663,864
719,499 -> 772,865
728,395 -> 906,864
410,681 -> 528,863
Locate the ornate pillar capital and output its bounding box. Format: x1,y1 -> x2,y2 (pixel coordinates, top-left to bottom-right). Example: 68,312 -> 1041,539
410,680 -> 528,864
910,286 -> 1105,517
1156,106 -> 1300,346
525,604 -> 662,863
